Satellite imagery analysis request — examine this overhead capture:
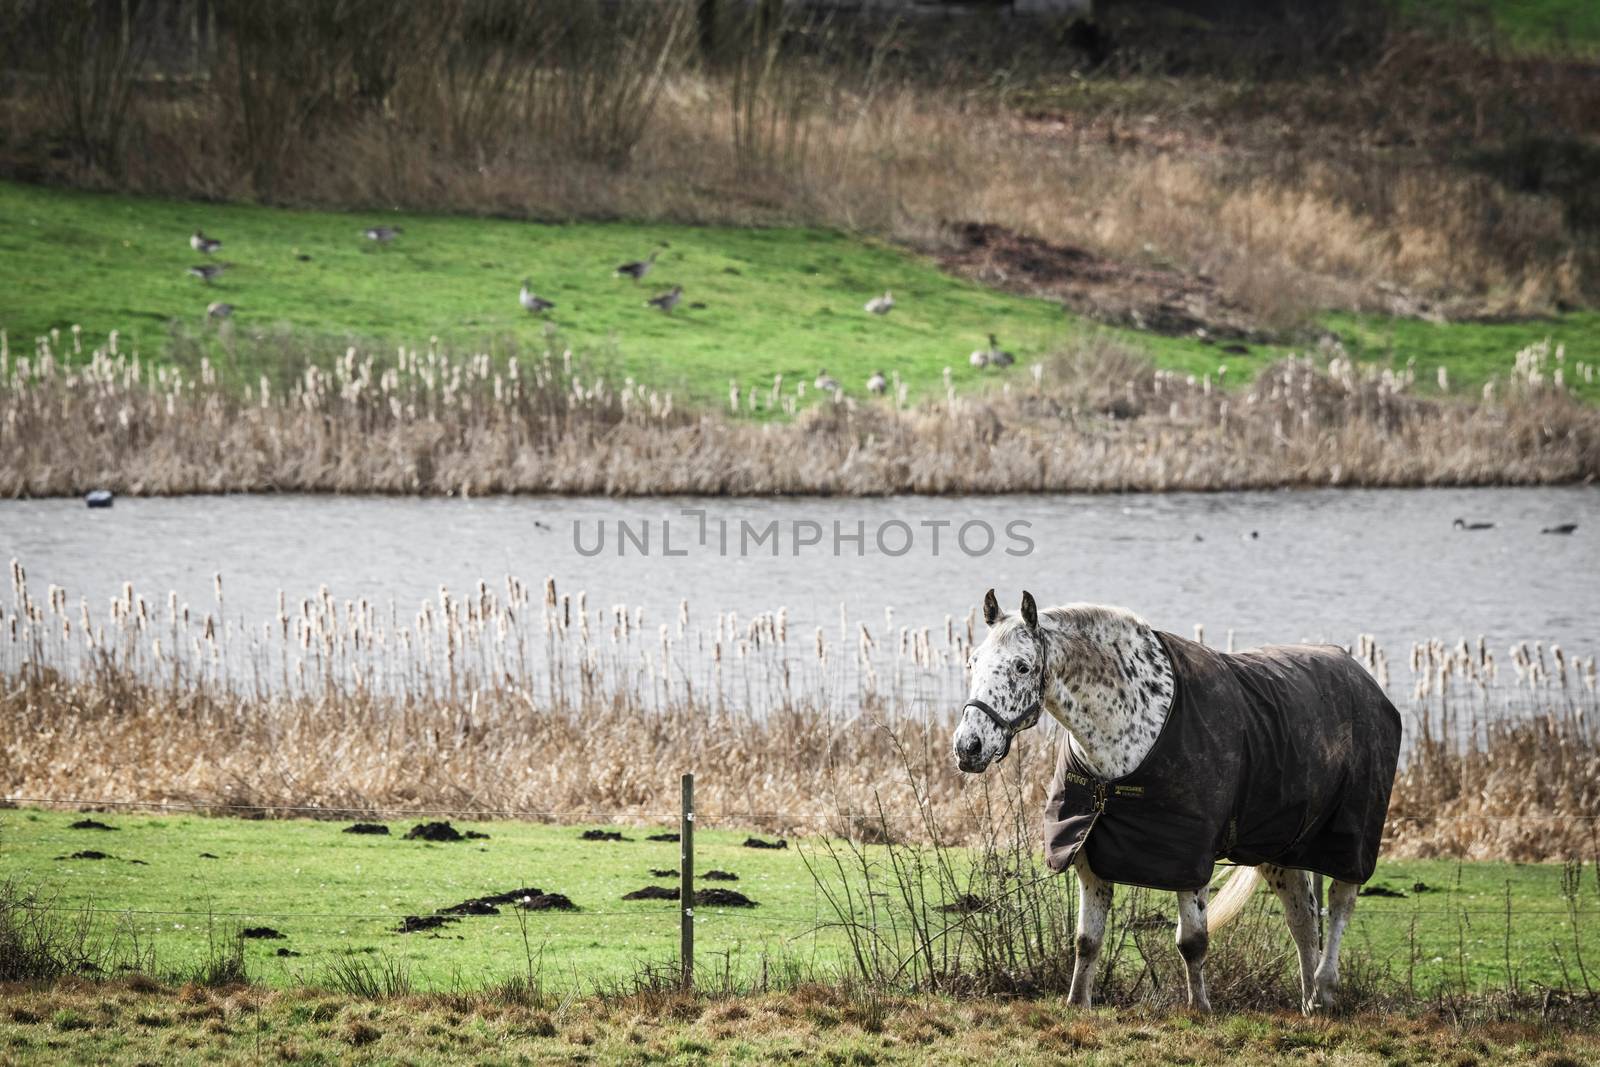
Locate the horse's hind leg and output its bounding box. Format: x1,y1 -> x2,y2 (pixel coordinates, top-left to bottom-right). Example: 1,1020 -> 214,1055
1175,885 -> 1211,1012
1068,853 -> 1112,1008
1262,864 -> 1320,1014
1312,880 -> 1358,1012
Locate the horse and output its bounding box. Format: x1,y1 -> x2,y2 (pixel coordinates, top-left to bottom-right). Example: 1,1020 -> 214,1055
952,590 -> 1401,1014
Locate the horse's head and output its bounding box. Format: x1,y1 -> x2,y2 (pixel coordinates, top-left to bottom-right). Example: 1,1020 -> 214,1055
953,588 -> 1048,773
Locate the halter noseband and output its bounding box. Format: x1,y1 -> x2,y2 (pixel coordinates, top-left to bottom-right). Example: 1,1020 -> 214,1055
964,629 -> 1048,760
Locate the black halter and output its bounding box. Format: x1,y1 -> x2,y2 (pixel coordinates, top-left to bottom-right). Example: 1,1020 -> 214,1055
964,630 -> 1048,761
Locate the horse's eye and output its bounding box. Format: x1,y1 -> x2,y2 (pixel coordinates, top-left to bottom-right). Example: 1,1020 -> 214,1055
1015,662 -> 1031,675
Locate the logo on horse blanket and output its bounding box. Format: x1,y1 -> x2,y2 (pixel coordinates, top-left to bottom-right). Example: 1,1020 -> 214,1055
1044,632 -> 1402,892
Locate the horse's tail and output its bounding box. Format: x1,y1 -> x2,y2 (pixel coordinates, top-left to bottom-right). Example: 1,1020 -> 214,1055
1207,865 -> 1262,933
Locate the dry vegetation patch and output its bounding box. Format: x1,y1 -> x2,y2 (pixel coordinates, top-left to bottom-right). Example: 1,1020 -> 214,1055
3,331 -> 1597,496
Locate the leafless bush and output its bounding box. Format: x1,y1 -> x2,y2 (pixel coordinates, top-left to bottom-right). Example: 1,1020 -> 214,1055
7,0 -> 155,174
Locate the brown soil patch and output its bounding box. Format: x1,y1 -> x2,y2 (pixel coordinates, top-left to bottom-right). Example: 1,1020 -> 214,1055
68,819 -> 117,831
239,926 -> 285,940
439,898 -> 501,916
518,893 -> 577,912
938,893 -> 987,914
342,823 -> 389,835
646,832 -> 679,842
649,868 -> 677,878
623,885 -> 678,901
59,850 -> 114,861
403,821 -> 485,842
742,837 -> 787,850
936,221 -> 1265,341
623,886 -> 758,907
703,870 -> 738,882
696,888 -> 758,908
395,914 -> 457,933
581,829 -> 629,842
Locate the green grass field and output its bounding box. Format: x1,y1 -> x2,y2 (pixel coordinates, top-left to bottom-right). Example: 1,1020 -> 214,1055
0,180 -> 1099,406
4,180 -> 1596,407
1401,0 -> 1600,51
5,809 -> 1596,995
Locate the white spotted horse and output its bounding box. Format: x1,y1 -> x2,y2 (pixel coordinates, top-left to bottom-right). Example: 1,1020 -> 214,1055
952,590 -> 1401,1013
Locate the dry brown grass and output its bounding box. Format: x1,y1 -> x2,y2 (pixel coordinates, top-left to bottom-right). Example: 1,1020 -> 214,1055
3,331 -> 1597,496
2,554 -> 1595,860
3,978 -> 1596,1064
3,5 -> 1596,324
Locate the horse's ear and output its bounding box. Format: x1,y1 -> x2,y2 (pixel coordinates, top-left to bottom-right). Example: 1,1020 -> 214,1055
1020,591 -> 1038,632
982,588 -> 1001,626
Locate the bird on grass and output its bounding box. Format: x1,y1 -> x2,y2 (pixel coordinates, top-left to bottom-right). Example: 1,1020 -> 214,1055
1453,518 -> 1494,531
867,370 -> 887,396
190,230 -> 222,255
614,250 -> 660,282
969,347 -> 989,369
864,291 -> 894,315
815,369 -> 840,393
1541,523 -> 1578,535
519,280 -> 555,314
206,302 -> 234,319
985,333 -> 1015,368
363,226 -> 402,245
646,286 -> 683,313
187,263 -> 228,284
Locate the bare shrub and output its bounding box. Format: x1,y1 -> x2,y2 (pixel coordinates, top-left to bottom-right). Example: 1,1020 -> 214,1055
8,0 -> 155,175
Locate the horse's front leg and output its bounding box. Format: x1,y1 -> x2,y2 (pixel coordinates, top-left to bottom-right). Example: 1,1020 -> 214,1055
1175,884 -> 1211,1012
1068,853 -> 1112,1008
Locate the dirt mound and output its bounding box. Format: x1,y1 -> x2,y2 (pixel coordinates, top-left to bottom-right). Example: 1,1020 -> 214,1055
199,852 -> 219,859
936,221 -> 1264,342
68,819 -> 117,831
623,886 -> 758,907
240,926 -> 285,940
649,868 -> 677,878
404,822 -> 465,842
646,832 -> 679,842
742,837 -> 787,850
1359,884 -> 1406,898
59,850 -> 113,861
622,885 -> 678,901
581,829 -> 629,842
395,914 -> 457,933
703,870 -> 738,882
438,898 -> 500,916
938,894 -> 987,914
478,887 -> 544,906
696,888 -> 757,908
275,947 -> 302,957
342,823 -> 390,835
518,893 -> 577,912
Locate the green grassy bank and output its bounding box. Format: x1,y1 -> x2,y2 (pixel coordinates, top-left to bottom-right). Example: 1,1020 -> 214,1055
5,809 -> 1595,994
5,181 -> 1597,406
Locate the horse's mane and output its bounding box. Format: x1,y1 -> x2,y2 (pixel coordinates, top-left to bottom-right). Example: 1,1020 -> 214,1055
989,602 -> 1150,641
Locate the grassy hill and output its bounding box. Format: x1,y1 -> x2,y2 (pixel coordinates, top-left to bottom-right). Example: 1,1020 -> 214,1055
2,181 -> 1596,406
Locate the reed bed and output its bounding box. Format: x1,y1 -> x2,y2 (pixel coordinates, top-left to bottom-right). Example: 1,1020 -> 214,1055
2,329 -> 1597,497
3,560 -> 1595,861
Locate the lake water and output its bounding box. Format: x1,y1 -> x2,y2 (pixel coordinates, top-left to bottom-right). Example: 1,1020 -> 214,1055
2,486 -> 1595,657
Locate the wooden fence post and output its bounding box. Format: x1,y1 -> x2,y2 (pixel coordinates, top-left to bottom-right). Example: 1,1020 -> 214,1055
680,772 -> 695,990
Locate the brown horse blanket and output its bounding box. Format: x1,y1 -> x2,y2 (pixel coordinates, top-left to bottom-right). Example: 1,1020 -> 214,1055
1043,632 -> 1402,892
